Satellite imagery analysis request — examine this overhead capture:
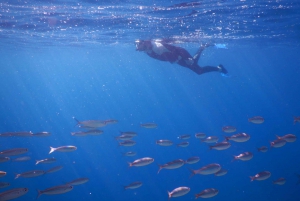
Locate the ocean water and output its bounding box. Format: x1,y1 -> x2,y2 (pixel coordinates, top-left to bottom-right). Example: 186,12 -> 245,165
0,0 -> 300,200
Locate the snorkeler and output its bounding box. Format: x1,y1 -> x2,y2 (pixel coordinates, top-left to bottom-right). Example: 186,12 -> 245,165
135,39 -> 228,76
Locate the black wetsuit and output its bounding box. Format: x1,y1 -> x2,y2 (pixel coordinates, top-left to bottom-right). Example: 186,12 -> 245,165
139,40 -> 226,75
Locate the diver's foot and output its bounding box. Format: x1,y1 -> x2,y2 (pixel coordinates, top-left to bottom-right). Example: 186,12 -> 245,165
217,64 -> 228,74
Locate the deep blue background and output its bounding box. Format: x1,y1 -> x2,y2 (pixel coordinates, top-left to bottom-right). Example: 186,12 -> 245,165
0,0 -> 300,200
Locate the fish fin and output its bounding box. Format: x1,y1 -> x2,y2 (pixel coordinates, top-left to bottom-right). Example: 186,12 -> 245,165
188,168 -> 196,178
36,189 -> 42,199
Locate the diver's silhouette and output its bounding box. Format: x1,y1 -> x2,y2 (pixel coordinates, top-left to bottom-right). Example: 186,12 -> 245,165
135,40 -> 228,75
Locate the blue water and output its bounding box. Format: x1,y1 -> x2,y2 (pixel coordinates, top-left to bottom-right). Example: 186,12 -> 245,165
1,0 -> 300,200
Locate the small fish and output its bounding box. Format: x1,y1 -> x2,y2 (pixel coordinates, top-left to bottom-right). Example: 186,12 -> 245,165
189,163 -> 222,177
250,171 -> 271,181
71,132 -> 88,137
178,134 -> 190,140
124,181 -> 142,190
276,134 -> 297,142
209,141 -> 231,150
177,142 -> 189,147
257,146 -> 268,152
123,151 -> 137,157
0,171 -> 7,177
33,132 -> 51,137
0,157 -> 10,163
248,116 -> 264,124
0,182 -> 10,188
66,177 -> 89,186
273,177 -> 286,185
128,157 -> 154,167
233,152 -> 253,161
140,123 -> 157,129
120,131 -> 137,136
12,156 -> 31,162
201,136 -> 219,143
185,156 -> 200,164
157,159 -> 185,174
225,133 -> 250,142
0,188 -> 28,200
168,187 -> 190,199
71,130 -> 104,136
156,140 -> 173,146
195,133 -> 206,139
0,148 -> 28,156
215,169 -> 228,176
15,170 -> 45,179
222,126 -> 237,133
73,117 -> 106,129
195,188 -> 219,199
270,139 -> 286,148
0,131 -> 33,137
36,158 -> 56,165
119,140 -> 136,147
45,166 -> 63,174
293,116 -> 300,124
115,134 -> 134,141
49,146 -> 77,154
37,185 -> 73,199
104,119 -> 118,124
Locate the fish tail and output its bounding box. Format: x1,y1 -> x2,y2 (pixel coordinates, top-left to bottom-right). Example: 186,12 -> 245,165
127,162 -> 132,168
224,136 -> 230,141
275,135 -> 280,139
231,156 -> 237,162
157,165 -> 162,174
36,189 -> 42,199
35,160 -> 39,165
250,176 -> 255,182
72,117 -> 80,127
14,173 -> 20,179
167,191 -> 171,200
293,117 -> 297,124
49,147 -> 56,154
188,168 -> 196,178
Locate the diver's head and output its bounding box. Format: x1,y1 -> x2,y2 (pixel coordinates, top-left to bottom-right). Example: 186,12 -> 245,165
135,40 -> 151,51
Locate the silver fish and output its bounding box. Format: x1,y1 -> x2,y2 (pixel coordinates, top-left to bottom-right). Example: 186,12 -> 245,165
257,146 -> 268,152
123,151 -> 137,157
15,170 -> 45,179
178,134 -> 191,140
156,140 -> 173,146
120,131 -> 137,136
201,136 -> 219,143
195,188 -> 219,199
66,177 -> 89,186
12,156 -> 31,162
0,182 -> 10,188
195,133 -> 206,139
49,146 -> 77,154
0,131 -> 33,137
0,188 -> 28,200
124,181 -> 142,190
115,134 -> 134,141
189,163 -> 222,177
209,141 -> 231,150
128,157 -> 154,167
248,116 -> 264,124
73,117 -> 106,129
233,152 -> 253,161
177,142 -> 189,147
225,133 -> 250,142
0,157 -> 10,163
222,126 -> 237,133
37,185 -> 73,199
45,166 -> 63,174
33,132 -> 51,137
104,119 -> 118,124
168,187 -> 190,199
36,158 -> 56,165
140,123 -> 157,129
119,140 -> 136,147
276,134 -> 297,142
157,159 -> 185,174
0,148 -> 28,156
273,177 -> 286,185
250,171 -> 271,181
185,156 -> 200,164
270,139 -> 286,148
0,171 -> 6,177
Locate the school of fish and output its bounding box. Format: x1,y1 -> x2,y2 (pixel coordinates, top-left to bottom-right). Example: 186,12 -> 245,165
0,115 -> 298,200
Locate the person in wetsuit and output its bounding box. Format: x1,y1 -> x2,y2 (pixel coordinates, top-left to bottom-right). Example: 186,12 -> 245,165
135,39 -> 228,75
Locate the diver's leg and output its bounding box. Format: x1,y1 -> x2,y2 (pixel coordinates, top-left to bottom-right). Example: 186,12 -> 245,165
190,64 -> 228,75
193,43 -> 211,64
